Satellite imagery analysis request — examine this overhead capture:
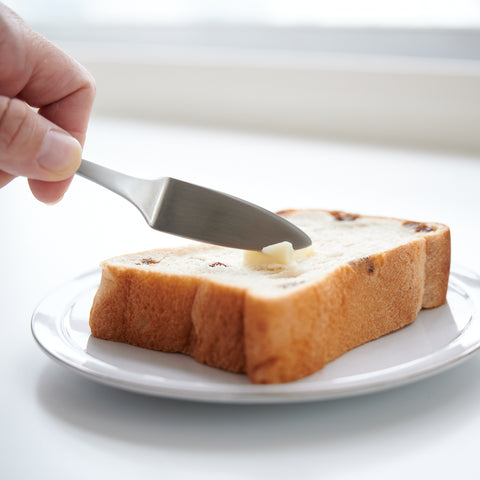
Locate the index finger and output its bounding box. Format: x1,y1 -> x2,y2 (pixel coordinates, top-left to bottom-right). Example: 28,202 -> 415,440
0,4 -> 95,145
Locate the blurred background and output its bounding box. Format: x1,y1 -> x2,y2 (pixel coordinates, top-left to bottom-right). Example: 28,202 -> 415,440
6,0 -> 480,153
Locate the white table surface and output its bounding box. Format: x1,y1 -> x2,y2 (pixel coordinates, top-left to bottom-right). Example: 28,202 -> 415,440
2,116 -> 480,479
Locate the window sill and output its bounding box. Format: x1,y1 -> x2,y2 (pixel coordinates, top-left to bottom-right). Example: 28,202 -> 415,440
49,25 -> 480,155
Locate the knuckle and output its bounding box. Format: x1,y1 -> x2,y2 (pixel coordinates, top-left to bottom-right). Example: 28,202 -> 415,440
0,96 -> 12,124
80,69 -> 96,102
0,9 -> 29,97
0,97 -> 31,151
71,61 -> 96,101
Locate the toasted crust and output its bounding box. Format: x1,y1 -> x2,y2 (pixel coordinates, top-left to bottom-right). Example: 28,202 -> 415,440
89,209 -> 451,384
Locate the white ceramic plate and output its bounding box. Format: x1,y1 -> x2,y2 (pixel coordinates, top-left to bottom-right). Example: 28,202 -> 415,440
31,266 -> 480,404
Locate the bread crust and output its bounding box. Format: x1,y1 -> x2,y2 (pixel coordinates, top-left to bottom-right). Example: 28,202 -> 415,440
89,210 -> 451,384
244,240 -> 426,383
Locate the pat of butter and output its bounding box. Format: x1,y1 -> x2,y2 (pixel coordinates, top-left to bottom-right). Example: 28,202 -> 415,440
244,241 -> 313,267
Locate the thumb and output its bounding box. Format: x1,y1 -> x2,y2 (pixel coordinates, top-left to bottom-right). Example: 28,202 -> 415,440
0,96 -> 82,182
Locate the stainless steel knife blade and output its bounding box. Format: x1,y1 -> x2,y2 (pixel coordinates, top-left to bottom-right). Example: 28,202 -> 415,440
77,159 -> 311,251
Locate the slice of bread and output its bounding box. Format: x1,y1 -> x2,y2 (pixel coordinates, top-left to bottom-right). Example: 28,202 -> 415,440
89,210 -> 450,384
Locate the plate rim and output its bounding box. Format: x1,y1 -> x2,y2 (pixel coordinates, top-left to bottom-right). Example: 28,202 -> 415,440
31,265 -> 480,404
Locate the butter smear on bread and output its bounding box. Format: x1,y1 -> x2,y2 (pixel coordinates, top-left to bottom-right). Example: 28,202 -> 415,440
244,241 -> 314,267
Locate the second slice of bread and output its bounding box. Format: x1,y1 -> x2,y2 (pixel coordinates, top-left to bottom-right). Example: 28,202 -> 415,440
89,210 -> 450,384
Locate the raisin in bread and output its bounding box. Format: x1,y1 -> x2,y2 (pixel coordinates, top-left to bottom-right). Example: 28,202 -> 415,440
89,209 -> 450,384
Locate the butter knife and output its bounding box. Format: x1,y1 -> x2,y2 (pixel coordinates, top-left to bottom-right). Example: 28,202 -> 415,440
76,159 -> 311,251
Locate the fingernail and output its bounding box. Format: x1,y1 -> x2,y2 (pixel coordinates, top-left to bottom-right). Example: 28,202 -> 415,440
37,130 -> 82,173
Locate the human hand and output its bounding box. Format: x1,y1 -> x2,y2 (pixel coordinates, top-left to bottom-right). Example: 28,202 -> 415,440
0,3 -> 95,203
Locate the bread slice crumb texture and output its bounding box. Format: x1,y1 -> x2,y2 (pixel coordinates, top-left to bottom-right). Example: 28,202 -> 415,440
103,210 -> 440,297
